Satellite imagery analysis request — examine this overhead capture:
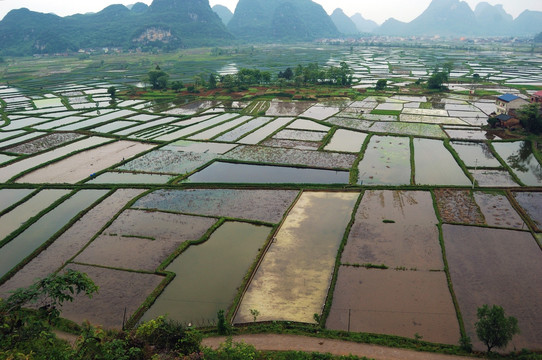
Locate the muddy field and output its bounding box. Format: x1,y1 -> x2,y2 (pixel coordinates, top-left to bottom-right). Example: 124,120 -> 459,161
473,192 -> 526,230
0,189 -> 145,294
434,189 -> 484,225
326,267 -> 460,345
224,145 -> 357,169
443,225 -> 542,351
342,190 -> 443,270
134,189 -> 299,224
3,132 -> 83,154
513,192 -> 542,231
16,141 -> 155,184
60,263 -> 164,329
75,210 -> 217,271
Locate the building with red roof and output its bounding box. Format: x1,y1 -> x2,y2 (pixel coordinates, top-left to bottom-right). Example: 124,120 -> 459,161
531,90 -> 542,104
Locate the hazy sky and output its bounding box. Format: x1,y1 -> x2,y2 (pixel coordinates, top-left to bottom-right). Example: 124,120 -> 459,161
0,0 -> 541,24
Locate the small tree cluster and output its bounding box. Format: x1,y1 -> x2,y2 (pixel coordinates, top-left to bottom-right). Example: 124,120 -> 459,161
280,62 -> 353,86
518,103 -> 542,134
475,304 -> 519,353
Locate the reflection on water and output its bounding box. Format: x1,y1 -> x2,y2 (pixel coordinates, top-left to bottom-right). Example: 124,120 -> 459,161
218,63 -> 238,76
141,222 -> 270,324
493,141 -> 542,186
185,162 -> 350,184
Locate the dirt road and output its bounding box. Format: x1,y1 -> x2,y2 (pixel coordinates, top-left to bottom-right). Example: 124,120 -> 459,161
202,334 -> 475,360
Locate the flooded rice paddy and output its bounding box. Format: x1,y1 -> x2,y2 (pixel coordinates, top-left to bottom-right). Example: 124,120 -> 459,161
185,162 -> 350,184
235,192 -> 359,324
142,222 -> 271,324
1,54 -> 541,350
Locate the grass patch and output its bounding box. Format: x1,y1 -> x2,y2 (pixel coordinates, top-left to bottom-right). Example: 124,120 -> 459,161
370,109 -> 401,116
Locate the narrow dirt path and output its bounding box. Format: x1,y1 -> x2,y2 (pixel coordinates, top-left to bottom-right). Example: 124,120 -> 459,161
202,334 -> 476,360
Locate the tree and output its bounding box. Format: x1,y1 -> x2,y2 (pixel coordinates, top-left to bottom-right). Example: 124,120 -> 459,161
375,79 -> 387,90
473,73 -> 481,82
0,269 -> 98,355
427,72 -> 449,90
171,80 -> 184,92
208,73 -> 217,90
442,61 -> 454,76
107,86 -> 117,99
475,304 -> 519,353
278,67 -> 294,80
147,69 -> 169,90
487,116 -> 499,129
518,103 -> 542,134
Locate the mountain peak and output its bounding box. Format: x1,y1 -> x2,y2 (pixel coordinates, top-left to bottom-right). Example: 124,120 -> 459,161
351,12 -> 378,33
330,8 -> 359,35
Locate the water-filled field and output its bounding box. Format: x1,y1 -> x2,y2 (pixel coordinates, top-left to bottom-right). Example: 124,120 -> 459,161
1,47 -> 541,351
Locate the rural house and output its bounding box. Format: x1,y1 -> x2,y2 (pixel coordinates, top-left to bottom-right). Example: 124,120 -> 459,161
496,93 -> 529,115
531,90 -> 542,104
495,113 -> 520,129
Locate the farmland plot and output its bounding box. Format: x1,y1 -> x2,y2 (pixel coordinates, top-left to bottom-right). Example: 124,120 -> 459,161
0,190 -> 108,279
0,137 -> 111,182
326,267 -> 459,345
2,133 -> 83,155
443,225 -> 542,351
493,141 -> 542,186
266,101 -> 314,116
474,192 -> 526,230
414,139 -> 471,186
324,129 -> 367,153
185,162 -> 350,184
342,190 -> 443,270
357,136 -> 411,185
60,264 -> 164,330
75,210 -> 217,271
15,141 -> 154,184
224,145 -> 357,169
0,188 -> 34,213
234,192 -> 359,324
118,148 -> 216,175
513,192 -> 542,231
0,189 -> 70,241
0,189 -> 145,293
142,222 -> 271,324
134,189 -> 299,224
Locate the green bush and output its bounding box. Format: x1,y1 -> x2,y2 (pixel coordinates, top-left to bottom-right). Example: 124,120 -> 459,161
134,316 -> 202,355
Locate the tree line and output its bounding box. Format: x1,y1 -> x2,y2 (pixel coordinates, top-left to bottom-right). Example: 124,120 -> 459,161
144,62 -> 354,92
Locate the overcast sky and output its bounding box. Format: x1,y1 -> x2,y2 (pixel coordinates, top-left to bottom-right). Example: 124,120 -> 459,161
0,0 -> 541,24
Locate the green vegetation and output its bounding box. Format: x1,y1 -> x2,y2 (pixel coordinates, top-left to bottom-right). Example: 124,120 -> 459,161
375,79 -> 387,90
475,304 -> 520,354
147,66 -> 169,90
518,103 -> 542,134
0,269 -> 98,359
427,72 -> 449,91
107,86 -> 117,99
